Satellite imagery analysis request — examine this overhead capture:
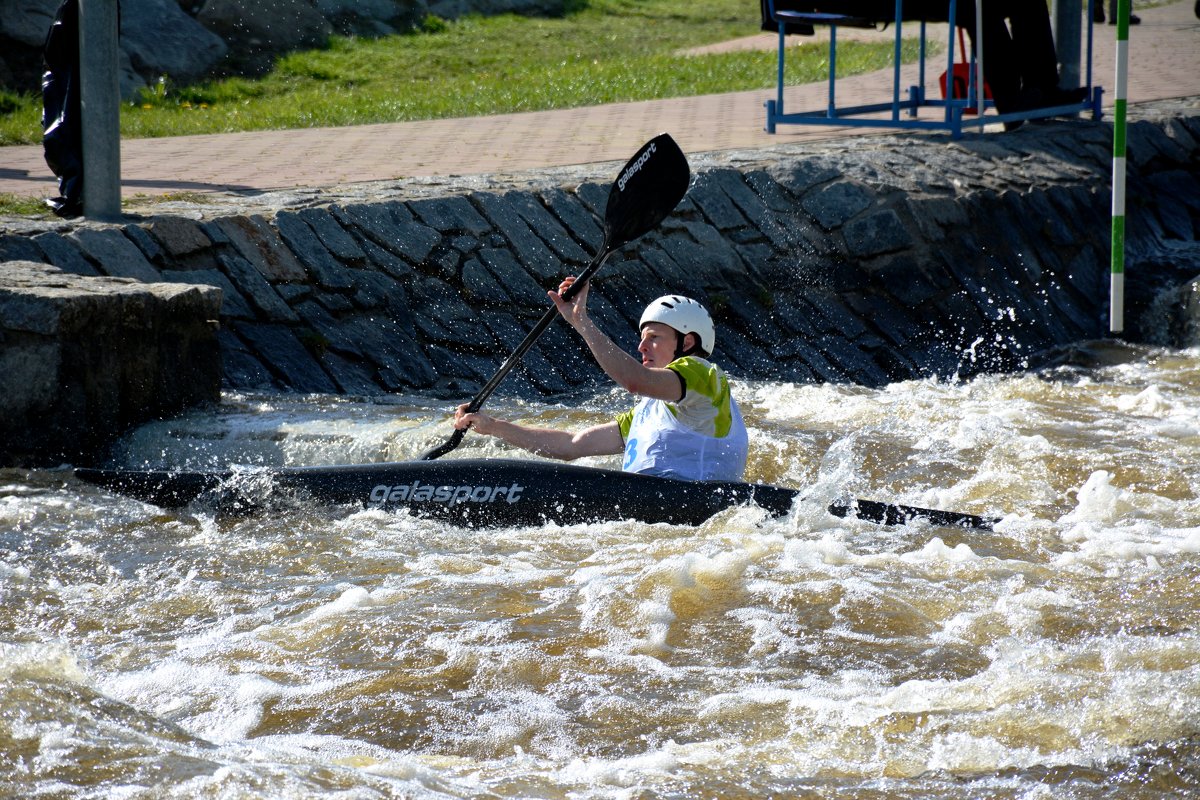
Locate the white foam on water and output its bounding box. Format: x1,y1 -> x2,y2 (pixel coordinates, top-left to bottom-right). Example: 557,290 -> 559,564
298,584 -> 399,625
556,738 -> 733,791
8,348 -> 1200,798
0,640 -> 87,683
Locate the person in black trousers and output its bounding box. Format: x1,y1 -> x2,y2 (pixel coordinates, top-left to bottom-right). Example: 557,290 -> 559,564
41,0 -> 83,218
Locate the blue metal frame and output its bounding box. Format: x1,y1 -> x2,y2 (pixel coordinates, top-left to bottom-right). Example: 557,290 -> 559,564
764,0 -> 1104,139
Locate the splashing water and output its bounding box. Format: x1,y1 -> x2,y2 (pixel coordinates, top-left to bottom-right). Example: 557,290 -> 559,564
2,343 -> 1198,798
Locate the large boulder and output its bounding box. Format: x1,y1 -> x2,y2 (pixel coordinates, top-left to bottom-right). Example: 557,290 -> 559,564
0,261 -> 223,468
197,0 -> 333,75
0,0 -> 57,45
0,0 -> 57,93
121,0 -> 229,87
314,0 -> 427,36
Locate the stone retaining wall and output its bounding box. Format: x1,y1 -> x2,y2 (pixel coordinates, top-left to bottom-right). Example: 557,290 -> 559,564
1,106 -> 1198,466
0,262 -> 222,466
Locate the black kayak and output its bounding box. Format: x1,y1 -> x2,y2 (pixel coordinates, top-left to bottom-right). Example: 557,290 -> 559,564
75,458 -> 997,530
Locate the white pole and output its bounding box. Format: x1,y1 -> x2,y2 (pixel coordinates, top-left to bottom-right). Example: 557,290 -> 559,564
1109,0 -> 1130,333
78,0 -> 121,220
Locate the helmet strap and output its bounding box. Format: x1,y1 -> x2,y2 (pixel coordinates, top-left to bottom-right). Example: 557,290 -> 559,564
674,332 -> 700,359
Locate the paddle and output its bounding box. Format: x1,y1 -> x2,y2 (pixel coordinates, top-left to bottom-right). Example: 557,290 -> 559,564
828,497 -> 999,531
420,132 -> 691,461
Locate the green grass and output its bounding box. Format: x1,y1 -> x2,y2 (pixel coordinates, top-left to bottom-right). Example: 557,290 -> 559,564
0,192 -> 54,217
0,0 -> 922,146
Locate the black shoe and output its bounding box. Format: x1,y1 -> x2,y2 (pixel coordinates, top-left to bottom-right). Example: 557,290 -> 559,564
45,196 -> 82,218
1110,14 -> 1140,24
1094,7 -> 1105,23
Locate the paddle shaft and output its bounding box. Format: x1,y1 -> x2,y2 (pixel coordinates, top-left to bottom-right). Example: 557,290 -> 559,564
420,246 -> 613,461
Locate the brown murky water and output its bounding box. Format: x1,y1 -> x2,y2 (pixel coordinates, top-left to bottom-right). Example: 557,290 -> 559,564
2,342 -> 1198,798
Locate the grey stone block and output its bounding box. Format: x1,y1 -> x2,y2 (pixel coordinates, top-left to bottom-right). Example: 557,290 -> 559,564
844,209 -> 913,258
349,269 -> 403,311
471,191 -> 561,281
145,216 -> 213,258
905,196 -> 968,244
772,160 -> 841,196
233,322 -> 338,394
160,268 -> 253,320
504,190 -> 591,264
320,350 -> 384,395
276,283 -> 312,304
341,314 -> 438,388
805,294 -> 869,341
478,247 -> 550,310
816,334 -> 891,386
213,215 -> 308,283
298,206 -> 366,264
540,187 -> 603,249
69,228 -> 161,282
462,257 -> 514,307
314,291 -> 356,314
637,244 -> 705,299
0,261 -> 221,466
31,232 -> 99,276
673,221 -> 746,288
275,210 -> 356,289
217,252 -> 299,322
482,312 -> 569,395
689,170 -> 751,231
122,224 -> 166,264
333,202 -> 439,265
407,273 -> 492,347
0,236 -> 44,264
574,181 -> 609,219
802,181 -> 874,231
217,329 -> 275,390
359,238 -> 415,280
409,196 -> 491,236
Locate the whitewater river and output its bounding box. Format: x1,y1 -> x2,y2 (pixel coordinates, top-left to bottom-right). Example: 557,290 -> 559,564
2,340 -> 1198,799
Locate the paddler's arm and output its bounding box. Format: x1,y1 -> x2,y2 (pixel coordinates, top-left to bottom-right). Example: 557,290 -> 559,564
549,277 -> 683,402
454,405 -> 624,461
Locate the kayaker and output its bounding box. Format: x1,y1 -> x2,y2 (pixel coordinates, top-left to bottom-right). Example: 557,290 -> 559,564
453,277 -> 749,481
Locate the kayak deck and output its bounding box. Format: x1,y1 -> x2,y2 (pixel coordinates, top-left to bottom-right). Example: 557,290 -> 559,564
75,458 -> 798,527
75,458 -> 997,529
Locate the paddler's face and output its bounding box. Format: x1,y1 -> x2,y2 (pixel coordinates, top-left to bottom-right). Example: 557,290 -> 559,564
638,322 -> 682,368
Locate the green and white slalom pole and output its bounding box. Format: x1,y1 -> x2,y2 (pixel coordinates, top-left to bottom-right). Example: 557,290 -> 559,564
1109,0 -> 1131,334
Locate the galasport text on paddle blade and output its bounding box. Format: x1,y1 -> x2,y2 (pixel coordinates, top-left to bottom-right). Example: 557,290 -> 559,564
603,132 -> 690,248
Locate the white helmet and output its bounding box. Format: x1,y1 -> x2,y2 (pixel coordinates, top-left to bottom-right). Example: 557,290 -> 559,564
639,295 -> 715,355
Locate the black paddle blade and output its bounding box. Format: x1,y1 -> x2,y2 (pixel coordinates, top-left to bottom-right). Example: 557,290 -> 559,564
828,498 -> 999,531
602,132 -> 690,249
